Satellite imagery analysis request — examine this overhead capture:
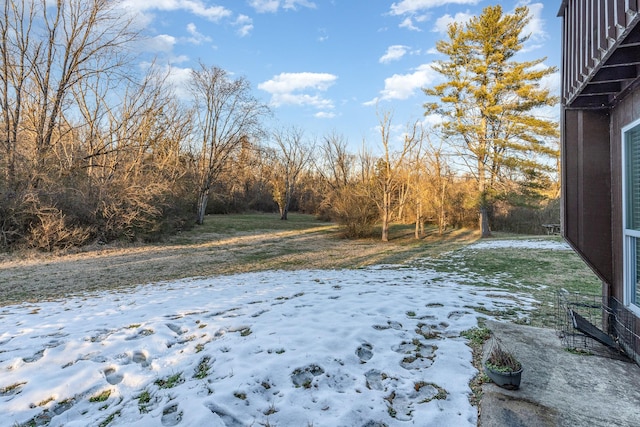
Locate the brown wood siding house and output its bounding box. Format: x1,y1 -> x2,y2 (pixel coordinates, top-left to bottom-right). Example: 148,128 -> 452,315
559,0 -> 640,363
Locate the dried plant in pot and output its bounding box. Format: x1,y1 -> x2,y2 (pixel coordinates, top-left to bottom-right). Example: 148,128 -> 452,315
483,339 -> 522,390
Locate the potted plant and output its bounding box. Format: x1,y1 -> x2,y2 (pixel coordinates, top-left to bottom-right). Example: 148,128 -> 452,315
484,342 -> 522,390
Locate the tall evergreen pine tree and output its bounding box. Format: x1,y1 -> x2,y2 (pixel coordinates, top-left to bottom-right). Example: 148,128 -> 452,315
424,5 -> 559,237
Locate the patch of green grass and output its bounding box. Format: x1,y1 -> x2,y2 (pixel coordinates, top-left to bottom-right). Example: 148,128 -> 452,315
194,356 -> 212,379
566,347 -> 593,356
89,389 -> 111,403
174,213 -> 334,240
418,241 -> 601,328
137,389 -> 155,413
98,410 -> 121,427
234,391 -> 247,400
126,324 -> 141,329
154,373 -> 183,389
461,326 -> 492,347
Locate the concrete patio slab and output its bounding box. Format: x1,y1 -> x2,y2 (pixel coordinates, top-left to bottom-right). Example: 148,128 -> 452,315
479,320 -> 640,427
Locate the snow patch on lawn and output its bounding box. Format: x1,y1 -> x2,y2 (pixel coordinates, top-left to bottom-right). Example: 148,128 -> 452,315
467,239 -> 570,251
0,268 -> 533,426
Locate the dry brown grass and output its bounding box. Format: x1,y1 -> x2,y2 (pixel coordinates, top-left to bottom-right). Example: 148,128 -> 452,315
0,213 -> 480,306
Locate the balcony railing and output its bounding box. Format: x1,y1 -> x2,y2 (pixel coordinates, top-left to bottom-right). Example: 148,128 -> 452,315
559,0 -> 640,108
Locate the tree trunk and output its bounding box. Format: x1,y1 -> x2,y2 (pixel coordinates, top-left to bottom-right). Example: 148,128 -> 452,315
479,207 -> 490,237
196,188 -> 209,225
479,191 -> 491,237
382,189 -> 390,242
415,199 -> 422,239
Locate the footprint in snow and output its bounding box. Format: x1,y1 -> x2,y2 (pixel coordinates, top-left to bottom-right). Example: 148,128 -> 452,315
131,350 -> 150,366
250,309 -> 269,318
447,310 -> 470,320
364,369 -> 386,391
291,364 -> 325,387
166,323 -> 186,335
400,355 -> 434,370
161,403 -> 182,426
87,329 -> 113,343
372,320 -> 403,331
324,369 -> 356,393
22,349 -> 44,363
103,366 -> 124,385
125,329 -> 154,341
205,402 -> 245,427
356,343 -> 373,363
387,391 -> 413,422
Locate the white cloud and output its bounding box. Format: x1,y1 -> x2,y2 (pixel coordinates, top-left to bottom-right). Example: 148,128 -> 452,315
234,15 -> 254,37
249,0 -> 316,13
138,63 -> 192,99
519,1 -> 547,42
399,17 -> 421,31
166,66 -> 193,99
249,0 -> 279,13
422,112 -> 444,127
186,23 -> 212,45
370,63 -> 439,103
283,0 -> 316,10
379,45 -> 409,63
537,67 -> 560,96
315,111 -> 336,119
433,12 -> 473,34
259,72 -> 337,111
397,12 -> 430,31
120,0 -> 232,22
145,34 -> 177,53
390,0 -> 479,16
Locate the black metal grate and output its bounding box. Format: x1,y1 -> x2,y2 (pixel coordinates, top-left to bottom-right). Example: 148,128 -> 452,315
556,289 -> 608,355
609,297 -> 640,365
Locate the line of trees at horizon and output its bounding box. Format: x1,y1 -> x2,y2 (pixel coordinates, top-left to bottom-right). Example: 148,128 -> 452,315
0,1 -> 560,252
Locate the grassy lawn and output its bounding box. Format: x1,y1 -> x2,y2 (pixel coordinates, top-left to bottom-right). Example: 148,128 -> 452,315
411,235 -> 602,327
0,212 -> 601,329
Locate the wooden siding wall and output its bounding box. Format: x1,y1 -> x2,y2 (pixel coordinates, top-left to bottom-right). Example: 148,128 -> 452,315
562,0 -> 640,105
606,88 -> 640,363
562,109 -> 613,284
609,92 -> 640,300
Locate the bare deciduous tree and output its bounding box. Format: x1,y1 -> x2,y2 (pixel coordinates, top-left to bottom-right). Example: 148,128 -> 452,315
267,127 -> 313,220
374,110 -> 417,242
15,0 -> 136,186
189,63 -> 269,225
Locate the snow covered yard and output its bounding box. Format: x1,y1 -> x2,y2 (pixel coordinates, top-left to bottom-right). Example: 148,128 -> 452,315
0,241 -> 554,427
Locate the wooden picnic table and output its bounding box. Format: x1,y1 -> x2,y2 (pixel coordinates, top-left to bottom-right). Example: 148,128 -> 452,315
542,223 -> 561,235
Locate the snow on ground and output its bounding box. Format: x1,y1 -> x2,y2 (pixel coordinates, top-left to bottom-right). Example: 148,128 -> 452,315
0,257 -> 535,426
467,239 -> 570,251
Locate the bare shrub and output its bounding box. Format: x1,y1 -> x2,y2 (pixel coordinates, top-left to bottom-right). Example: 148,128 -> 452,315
26,208 -> 93,251
0,192 -> 28,249
97,183 -> 167,242
329,186 -> 378,238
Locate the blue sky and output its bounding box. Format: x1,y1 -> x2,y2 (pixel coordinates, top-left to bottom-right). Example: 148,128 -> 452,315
120,0 -> 561,152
